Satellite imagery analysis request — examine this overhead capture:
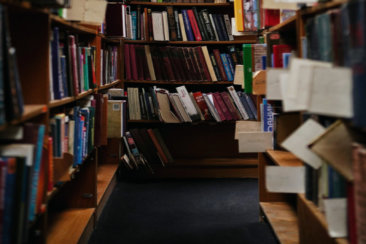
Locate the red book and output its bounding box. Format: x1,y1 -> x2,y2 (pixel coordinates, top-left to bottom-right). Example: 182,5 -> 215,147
212,93 -> 226,121
264,9 -> 280,27
187,9 -> 202,41
161,47 -> 175,81
220,92 -> 241,120
68,36 -> 79,95
147,129 -> 168,165
130,44 -> 138,80
213,92 -> 233,120
193,91 -> 212,120
213,49 -> 227,81
189,47 -> 204,81
124,44 -> 131,80
347,183 -> 357,244
196,46 -> 211,81
273,44 -> 292,68
135,45 -> 145,80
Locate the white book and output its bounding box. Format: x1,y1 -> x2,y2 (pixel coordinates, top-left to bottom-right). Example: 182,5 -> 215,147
122,5 -> 127,38
176,86 -> 199,121
178,14 -> 187,41
0,144 -> 34,167
203,93 -> 221,122
162,11 -> 169,41
126,6 -> 132,39
227,86 -> 249,120
152,12 -> 165,41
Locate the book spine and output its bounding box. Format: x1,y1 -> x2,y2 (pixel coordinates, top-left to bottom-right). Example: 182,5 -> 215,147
225,53 -> 235,78
174,10 -> 182,41
196,47 -> 211,81
181,10 -> 195,41
187,9 -> 202,41
200,10 -> 216,41
220,53 -> 233,81
216,14 -> 229,41
167,7 -> 177,41
209,14 -> 220,41
234,0 -> 244,31
227,86 -> 249,120
213,49 -> 227,81
243,44 -> 253,93
223,14 -> 234,41
209,53 -> 222,81
192,7 -> 207,41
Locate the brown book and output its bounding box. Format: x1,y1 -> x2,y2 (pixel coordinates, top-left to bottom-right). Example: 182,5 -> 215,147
213,92 -> 230,121
150,46 -> 163,81
161,46 -> 175,81
213,49 -> 228,81
93,93 -> 102,146
190,47 -> 204,81
167,47 -> 183,81
166,6 -> 177,41
196,46 -> 212,81
184,47 -> 199,81
171,47 -> 188,81
180,47 -> 194,81
220,92 -> 241,120
147,128 -> 168,165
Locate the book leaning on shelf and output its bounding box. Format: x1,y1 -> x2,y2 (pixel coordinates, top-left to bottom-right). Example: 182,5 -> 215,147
127,85 -> 257,123
106,4 -> 233,42
124,45 -> 243,82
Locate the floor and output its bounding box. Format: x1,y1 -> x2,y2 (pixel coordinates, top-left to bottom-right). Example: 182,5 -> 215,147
89,179 -> 278,244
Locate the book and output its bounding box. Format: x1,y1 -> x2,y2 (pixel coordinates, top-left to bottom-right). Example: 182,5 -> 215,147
151,11 -> 165,41
227,86 -> 249,120
243,44 -> 253,93
107,100 -> 125,138
176,86 -> 200,121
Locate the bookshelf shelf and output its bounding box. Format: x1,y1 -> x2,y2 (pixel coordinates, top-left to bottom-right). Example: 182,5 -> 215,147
50,15 -> 97,35
47,208 -> 95,244
260,201 -> 299,244
49,97 -> 75,109
171,157 -> 258,167
266,150 -> 303,167
98,80 -> 122,91
124,80 -> 235,85
297,194 -> 349,244
75,89 -> 94,101
123,39 -> 258,45
97,164 -> 118,205
268,15 -> 297,33
301,0 -> 348,16
10,104 -> 48,125
128,1 -> 233,7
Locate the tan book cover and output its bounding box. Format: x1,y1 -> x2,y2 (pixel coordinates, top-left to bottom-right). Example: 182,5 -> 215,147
107,100 -> 123,138
144,45 -> 156,80
156,91 -> 180,123
201,46 -> 218,82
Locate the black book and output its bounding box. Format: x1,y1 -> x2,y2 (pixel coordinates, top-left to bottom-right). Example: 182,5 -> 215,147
192,7 -> 208,41
138,88 -> 148,120
137,5 -> 141,40
209,53 -> 222,81
174,10 -> 182,41
215,14 -> 229,41
199,9 -> 216,41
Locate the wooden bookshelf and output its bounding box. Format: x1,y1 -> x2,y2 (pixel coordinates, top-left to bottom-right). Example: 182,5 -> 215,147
75,89 -> 94,101
11,104 -> 48,124
266,150 -> 303,167
123,39 -> 258,45
124,80 -> 235,85
128,1 -> 233,6
50,15 -> 97,35
301,0 -> 348,16
171,157 -> 258,167
268,15 -> 297,33
49,97 -> 75,109
260,202 -> 299,244
46,208 -> 95,244
98,79 -> 122,91
97,164 -> 118,205
297,194 -> 349,244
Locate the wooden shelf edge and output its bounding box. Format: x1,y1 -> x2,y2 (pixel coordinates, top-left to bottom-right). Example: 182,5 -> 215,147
98,80 -> 121,91
8,104 -> 48,126
265,150 -> 303,167
124,80 -> 234,85
268,15 -> 297,32
123,39 -> 257,44
97,164 -> 118,205
128,1 -> 232,6
75,89 -> 94,100
50,15 -> 97,35
302,0 -> 348,16
47,208 -> 95,244
49,97 -> 74,108
260,201 -> 300,244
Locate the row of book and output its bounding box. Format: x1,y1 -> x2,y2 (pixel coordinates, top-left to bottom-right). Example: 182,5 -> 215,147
50,28 -> 119,100
120,0 -> 225,3
106,4 -> 234,42
0,5 -> 24,125
124,44 -> 243,82
122,128 -> 174,172
0,124 -> 48,244
128,85 -> 258,123
304,0 -> 366,127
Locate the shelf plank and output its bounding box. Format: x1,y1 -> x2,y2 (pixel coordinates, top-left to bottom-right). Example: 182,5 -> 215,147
9,104 -> 48,126
124,80 -> 235,85
98,80 -> 122,91
268,15 -> 297,32
75,89 -> 94,101
123,39 -> 257,45
128,1 -> 232,6
97,164 -> 118,205
302,0 -> 348,16
297,194 -> 348,244
49,97 -> 75,108
260,202 -> 299,244
50,15 -> 97,35
47,208 -> 95,244
170,157 -> 258,167
266,150 -> 303,167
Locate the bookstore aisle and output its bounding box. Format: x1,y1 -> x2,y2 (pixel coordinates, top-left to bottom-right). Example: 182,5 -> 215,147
89,179 -> 277,244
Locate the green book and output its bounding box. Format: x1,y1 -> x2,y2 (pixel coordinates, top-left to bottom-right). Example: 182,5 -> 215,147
243,44 -> 253,93
83,47 -> 89,91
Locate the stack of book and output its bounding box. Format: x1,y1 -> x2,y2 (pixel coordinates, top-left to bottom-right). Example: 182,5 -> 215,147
0,5 -> 24,125
127,85 -> 258,123
50,27 -> 97,100
0,124 -> 48,244
124,45 -> 243,82
100,45 -> 119,86
122,128 -> 174,172
106,5 -> 234,41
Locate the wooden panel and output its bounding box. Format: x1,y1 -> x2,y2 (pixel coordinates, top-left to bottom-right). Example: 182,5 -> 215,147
47,208 -> 95,244
98,138 -> 122,164
8,11 -> 50,104
297,194 -> 348,244
96,164 -> 118,204
53,153 -> 74,183
260,202 -> 299,244
152,166 -> 258,178
269,15 -> 297,33
170,158 -> 258,167
96,172 -> 117,221
259,153 -> 295,202
266,150 -> 303,167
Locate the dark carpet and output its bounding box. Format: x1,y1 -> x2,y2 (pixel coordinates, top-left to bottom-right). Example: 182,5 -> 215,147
89,179 -> 278,244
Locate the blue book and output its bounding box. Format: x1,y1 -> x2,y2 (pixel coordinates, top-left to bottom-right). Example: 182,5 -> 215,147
244,93 -> 258,120
262,99 -> 273,132
131,11 -> 137,40
237,91 -> 254,120
182,10 -> 195,41
225,53 -> 235,78
220,54 -> 233,81
80,108 -> 90,157
79,116 -> 85,162
51,27 -> 64,99
73,107 -> 82,166
261,56 -> 266,70
282,53 -> 291,68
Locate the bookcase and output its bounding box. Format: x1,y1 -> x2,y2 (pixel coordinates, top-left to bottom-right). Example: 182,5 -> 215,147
257,0 -> 365,243
0,1 -> 124,243
115,1 -> 262,179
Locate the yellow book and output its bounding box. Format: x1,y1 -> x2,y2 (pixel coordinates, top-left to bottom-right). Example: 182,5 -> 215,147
234,0 -> 244,32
